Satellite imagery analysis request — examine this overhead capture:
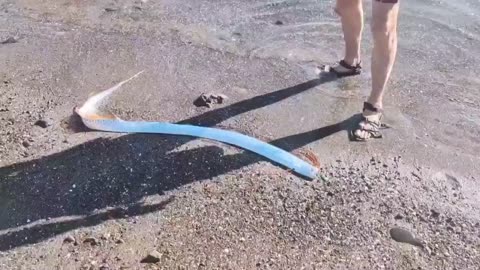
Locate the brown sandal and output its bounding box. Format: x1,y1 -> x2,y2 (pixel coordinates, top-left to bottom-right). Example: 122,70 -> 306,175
330,60 -> 362,78
352,102 -> 387,141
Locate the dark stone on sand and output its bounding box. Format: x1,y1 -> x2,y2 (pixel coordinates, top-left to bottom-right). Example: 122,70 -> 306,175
63,235 -> 76,244
140,251 -> 162,263
105,7 -> 119,12
274,20 -> 284,25
446,217 -> 454,225
83,237 -> 99,246
390,227 -> 424,248
34,119 -> 49,128
1,36 -> 18,44
22,141 -> 30,148
194,93 -> 228,108
211,94 -> 227,104
194,94 -> 210,108
394,214 -> 404,220
430,209 -> 440,218
99,264 -> 110,270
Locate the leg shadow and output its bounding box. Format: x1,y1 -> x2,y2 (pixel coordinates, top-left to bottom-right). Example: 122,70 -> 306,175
0,75 -> 351,251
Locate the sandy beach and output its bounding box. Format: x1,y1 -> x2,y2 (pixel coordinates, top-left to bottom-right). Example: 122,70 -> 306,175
1,0 -> 479,269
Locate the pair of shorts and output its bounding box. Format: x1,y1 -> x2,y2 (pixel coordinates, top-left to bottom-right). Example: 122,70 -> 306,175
375,0 -> 399,3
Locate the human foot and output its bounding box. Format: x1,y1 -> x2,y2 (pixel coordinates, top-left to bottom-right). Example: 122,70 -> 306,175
352,102 -> 385,141
330,60 -> 362,77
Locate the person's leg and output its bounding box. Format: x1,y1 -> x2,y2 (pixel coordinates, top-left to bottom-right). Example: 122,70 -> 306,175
368,0 -> 400,109
331,0 -> 364,77
335,0 -> 363,66
353,0 -> 400,141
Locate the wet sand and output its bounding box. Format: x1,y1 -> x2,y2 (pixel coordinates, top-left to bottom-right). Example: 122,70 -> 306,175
0,0 -> 479,269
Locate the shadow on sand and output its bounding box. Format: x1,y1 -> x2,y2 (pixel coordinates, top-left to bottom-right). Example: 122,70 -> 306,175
0,74 -> 361,251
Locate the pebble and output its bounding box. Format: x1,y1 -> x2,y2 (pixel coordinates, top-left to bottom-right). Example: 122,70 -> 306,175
101,233 -> 111,240
390,227 -> 424,248
99,264 -> 110,270
1,36 -> 18,44
83,237 -> 99,246
430,209 -> 440,218
274,20 -> 284,25
63,235 -> 76,244
193,93 -> 228,107
22,141 -> 30,148
140,251 -> 162,263
34,119 -> 50,128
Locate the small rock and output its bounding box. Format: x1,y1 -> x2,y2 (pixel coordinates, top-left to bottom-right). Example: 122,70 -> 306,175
418,215 -> 428,222
100,233 -> 110,240
140,251 -> 162,263
193,94 -> 211,108
34,119 -> 50,128
115,239 -> 125,244
446,217 -> 455,225
105,7 -> 119,12
390,227 -> 424,248
22,141 -> 31,148
1,36 -> 18,44
63,235 -> 76,244
274,20 -> 284,25
211,94 -> 228,104
394,214 -> 404,220
83,237 -> 99,246
430,209 -> 440,218
99,264 -> 110,270
193,93 -> 228,108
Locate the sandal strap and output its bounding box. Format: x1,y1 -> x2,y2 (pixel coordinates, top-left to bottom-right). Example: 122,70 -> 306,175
361,116 -> 381,131
353,117 -> 383,141
363,102 -> 383,113
339,60 -> 361,70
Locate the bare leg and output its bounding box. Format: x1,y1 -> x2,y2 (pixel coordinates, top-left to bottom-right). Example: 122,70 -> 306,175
353,0 -> 400,141
335,0 -> 363,66
367,0 -> 400,110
